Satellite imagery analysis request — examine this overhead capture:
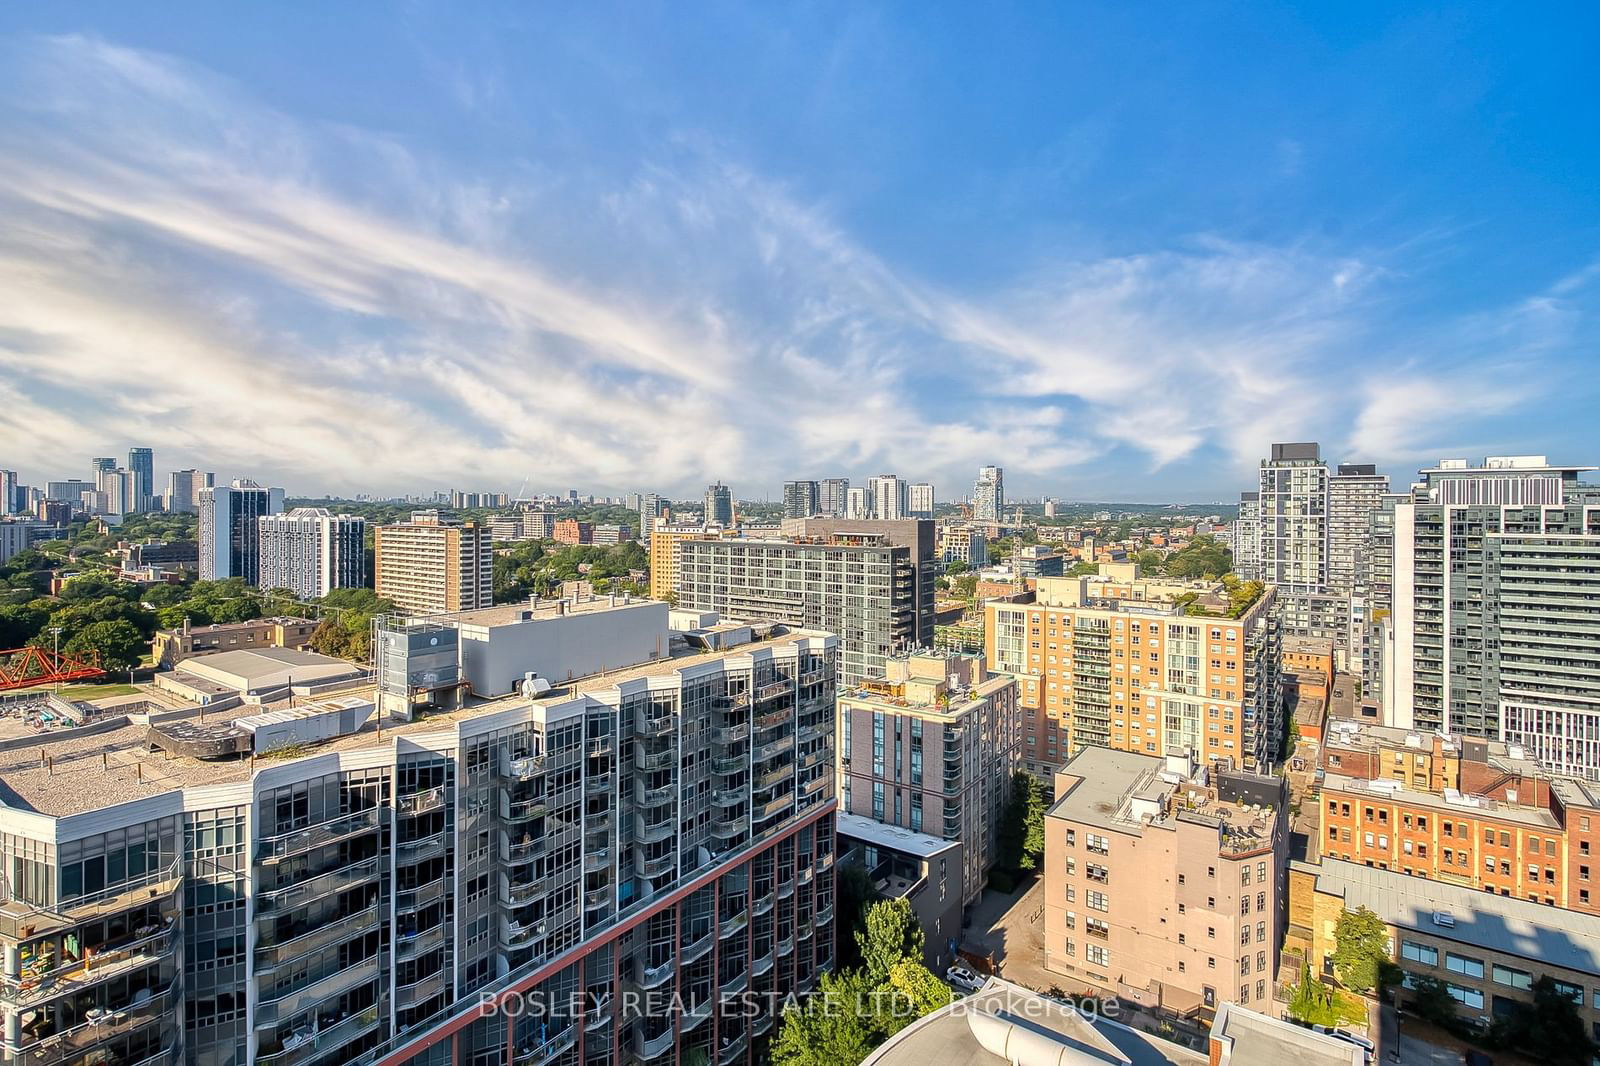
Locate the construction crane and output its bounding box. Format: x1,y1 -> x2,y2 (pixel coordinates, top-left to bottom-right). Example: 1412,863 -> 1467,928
0,647 -> 105,692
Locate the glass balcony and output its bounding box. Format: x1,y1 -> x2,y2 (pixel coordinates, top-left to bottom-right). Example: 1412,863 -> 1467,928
710,815 -> 749,841
752,1013 -> 774,1037
396,835 -> 446,867
585,994 -> 614,1031
633,1025 -> 674,1061
713,755 -> 747,776
638,954 -> 675,990
500,919 -> 544,953
256,857 -> 382,915
255,905 -> 379,973
503,837 -> 548,865
754,737 -> 793,762
502,796 -> 550,823
635,812 -> 674,844
712,787 -> 746,808
502,877 -> 547,908
8,977 -> 177,1065
396,878 -> 448,913
396,923 -> 447,962
586,772 -> 615,795
635,711 -> 675,738
755,679 -> 793,702
635,782 -> 674,807
588,737 -> 615,758
680,998 -> 712,1031
775,935 -> 793,957
500,755 -> 547,781
2,919 -> 179,1007
515,1024 -> 576,1066
635,747 -> 676,772
584,848 -> 612,873
396,968 -> 451,1008
255,954 -> 382,1024
720,971 -> 748,996
718,910 -> 748,939
718,1032 -> 747,1064
584,887 -> 611,910
681,929 -> 714,965
257,809 -> 381,863
396,787 -> 446,816
751,953 -> 773,977
636,854 -> 675,880
815,902 -> 834,926
257,1005 -> 382,1066
714,724 -> 749,745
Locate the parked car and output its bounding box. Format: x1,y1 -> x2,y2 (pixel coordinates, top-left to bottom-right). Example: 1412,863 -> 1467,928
945,965 -> 984,992
1312,1025 -> 1375,1065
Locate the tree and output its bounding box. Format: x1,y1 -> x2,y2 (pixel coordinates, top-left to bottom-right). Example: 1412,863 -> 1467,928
1331,906 -> 1391,993
856,898 -> 924,985
996,771 -> 1045,873
836,862 -> 882,971
1133,549 -> 1164,572
1287,962 -> 1340,1026
945,560 -> 969,576
1163,534 -> 1232,580
63,619 -> 143,672
1067,561 -> 1098,577
879,959 -> 952,1033
1495,977 -> 1596,1065
772,969 -> 885,1066
1407,975 -> 1457,1028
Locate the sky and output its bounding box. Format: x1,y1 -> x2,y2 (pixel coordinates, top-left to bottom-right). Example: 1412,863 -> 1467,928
0,3 -> 1596,503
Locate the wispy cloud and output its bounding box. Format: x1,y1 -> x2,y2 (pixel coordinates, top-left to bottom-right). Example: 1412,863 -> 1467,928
0,34 -> 1587,499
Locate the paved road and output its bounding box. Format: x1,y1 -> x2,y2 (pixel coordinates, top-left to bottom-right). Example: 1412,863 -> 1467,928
962,876 -> 1051,990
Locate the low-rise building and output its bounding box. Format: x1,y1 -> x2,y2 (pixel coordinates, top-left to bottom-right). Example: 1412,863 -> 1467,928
837,813 -> 964,972
552,518 -> 594,545
1292,856 -> 1600,1036
151,616 -> 318,668
1044,748 -> 1287,1018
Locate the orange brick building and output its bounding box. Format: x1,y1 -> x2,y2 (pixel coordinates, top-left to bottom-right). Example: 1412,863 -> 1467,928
1317,723 -> 1600,914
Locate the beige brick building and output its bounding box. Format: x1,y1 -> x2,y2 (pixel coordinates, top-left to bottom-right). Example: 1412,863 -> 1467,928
373,510 -> 493,615
1043,747 -> 1287,1017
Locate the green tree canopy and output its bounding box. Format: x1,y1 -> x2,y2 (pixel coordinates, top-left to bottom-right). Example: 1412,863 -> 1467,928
996,771 -> 1045,873
1495,977 -> 1596,1065
1163,534 -> 1232,580
772,969 -> 886,1066
856,898 -> 925,986
836,862 -> 883,971
1331,906 -> 1391,993
64,619 -> 144,672
879,959 -> 953,1033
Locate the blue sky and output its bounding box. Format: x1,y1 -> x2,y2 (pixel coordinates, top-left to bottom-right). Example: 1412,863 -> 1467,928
0,3 -> 1596,502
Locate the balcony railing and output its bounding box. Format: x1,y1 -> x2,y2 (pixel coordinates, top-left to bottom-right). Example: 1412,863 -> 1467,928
718,1032 -> 747,1064
503,838 -> 548,865
396,835 -> 446,867
502,878 -> 546,908
396,878 -> 448,913
636,854 -> 675,880
682,929 -> 714,964
500,919 -> 544,952
633,1025 -> 674,1060
635,747 -> 676,772
713,755 -> 747,775
639,955 -> 676,990
713,787 -> 746,808
635,782 -> 674,807
255,954 -> 382,1024
755,679 -> 793,702
635,712 -> 675,738
710,816 -> 749,841
680,997 -> 712,1031
515,1025 -> 576,1066
719,910 -> 748,938
257,809 -> 382,863
714,724 -> 750,745
256,857 -> 381,914
397,787 -> 446,816
5,978 -> 177,1063
500,755 -> 546,781
586,772 -> 615,795
396,969 -> 451,1008
256,906 -> 379,972
396,923 -> 446,962
584,848 -> 612,873
502,797 -> 550,823
1,919 -> 178,1006
257,1006 -> 382,1066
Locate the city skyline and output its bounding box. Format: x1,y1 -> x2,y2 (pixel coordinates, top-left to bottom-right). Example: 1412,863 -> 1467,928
1,8 -> 1597,499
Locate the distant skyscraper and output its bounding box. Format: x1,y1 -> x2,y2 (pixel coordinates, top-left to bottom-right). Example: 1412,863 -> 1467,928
167,469 -> 214,514
974,465 -> 1004,522
639,492 -> 669,544
783,480 -> 820,519
846,485 -> 870,520
819,478 -> 850,517
90,457 -> 116,491
101,469 -> 141,516
1233,492 -> 1261,579
704,481 -> 734,526
1042,498 -> 1057,518
45,480 -> 95,507
199,480 -> 286,581
127,447 -> 154,511
0,470 -> 16,515
1255,443 -> 1338,639
258,507 -> 366,598
867,474 -> 907,521
907,482 -> 935,519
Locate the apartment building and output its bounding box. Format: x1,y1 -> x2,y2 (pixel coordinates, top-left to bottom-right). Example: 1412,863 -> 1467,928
986,570 -> 1281,779
1380,456 -> 1600,742
907,483 -> 935,520
704,483 -> 733,527
552,520 -> 593,546
1043,748 -> 1288,1017
1231,493 -> 1260,579
374,511 -> 494,615
782,481 -> 819,520
818,479 -> 849,519
973,466 -> 1004,523
0,618 -> 839,1066
647,523 -> 710,602
166,470 -> 214,514
1316,719 -> 1600,913
836,651 -> 1020,906
258,507 -> 366,599
937,526 -> 988,567
675,519 -> 937,685
867,475 -> 907,522
198,480 -> 287,582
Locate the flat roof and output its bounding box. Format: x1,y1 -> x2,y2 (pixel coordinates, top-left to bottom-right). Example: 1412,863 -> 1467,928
1308,857 -> 1600,978
837,813 -> 959,859
1321,772 -> 1560,830
435,595 -> 658,629
862,977 -> 1200,1066
1049,748 -> 1277,843
1047,747 -> 1169,833
1209,1002 -> 1360,1066
181,647 -> 357,682
0,630 -> 831,818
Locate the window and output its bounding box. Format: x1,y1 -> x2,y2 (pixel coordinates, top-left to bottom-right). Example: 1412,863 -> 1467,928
1086,834 -> 1109,855
1400,941 -> 1438,966
1446,984 -> 1484,1010
1551,980 -> 1584,1004
1085,944 -> 1108,967
1086,891 -> 1108,912
1445,953 -> 1483,979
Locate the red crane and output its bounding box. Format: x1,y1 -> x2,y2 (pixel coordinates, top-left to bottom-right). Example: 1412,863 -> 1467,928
0,647 -> 106,692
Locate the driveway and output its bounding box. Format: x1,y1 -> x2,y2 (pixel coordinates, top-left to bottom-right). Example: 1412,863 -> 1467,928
963,875 -> 1053,991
